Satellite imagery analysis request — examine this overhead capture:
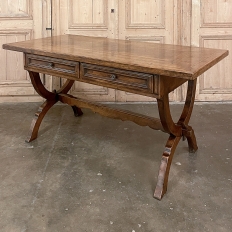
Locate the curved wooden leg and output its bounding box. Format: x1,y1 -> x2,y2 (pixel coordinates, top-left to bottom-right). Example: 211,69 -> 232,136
154,135 -> 181,200
154,80 -> 198,200
154,95 -> 182,200
56,80 -> 83,117
26,100 -> 57,142
178,80 -> 198,153
182,126 -> 198,153
71,105 -> 83,117
27,71 -> 79,142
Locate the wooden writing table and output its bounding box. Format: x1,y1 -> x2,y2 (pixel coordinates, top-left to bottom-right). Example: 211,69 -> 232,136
3,35 -> 228,200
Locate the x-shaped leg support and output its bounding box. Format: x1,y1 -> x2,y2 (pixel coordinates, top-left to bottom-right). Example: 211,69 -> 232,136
26,71 -> 198,201
26,71 -> 83,142
154,79 -> 198,200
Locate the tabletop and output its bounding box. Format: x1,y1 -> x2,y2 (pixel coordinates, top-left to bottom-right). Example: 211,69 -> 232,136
3,35 -> 228,79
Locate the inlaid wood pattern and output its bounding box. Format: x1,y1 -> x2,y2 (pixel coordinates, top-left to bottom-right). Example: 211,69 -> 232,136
3,35 -> 228,80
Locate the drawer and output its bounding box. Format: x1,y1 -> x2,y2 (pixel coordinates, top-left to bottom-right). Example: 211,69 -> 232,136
25,54 -> 79,78
80,63 -> 157,95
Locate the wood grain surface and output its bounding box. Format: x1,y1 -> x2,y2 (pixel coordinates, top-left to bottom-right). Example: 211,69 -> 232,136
3,35 -> 228,79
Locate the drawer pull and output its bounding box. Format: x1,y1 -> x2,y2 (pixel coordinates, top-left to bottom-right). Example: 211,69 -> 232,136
49,63 -> 55,68
110,74 -> 117,80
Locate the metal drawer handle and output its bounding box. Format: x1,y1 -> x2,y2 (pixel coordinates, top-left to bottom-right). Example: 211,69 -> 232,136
110,74 -> 117,80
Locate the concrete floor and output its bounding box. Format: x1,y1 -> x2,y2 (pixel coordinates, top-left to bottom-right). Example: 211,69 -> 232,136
0,102 -> 231,232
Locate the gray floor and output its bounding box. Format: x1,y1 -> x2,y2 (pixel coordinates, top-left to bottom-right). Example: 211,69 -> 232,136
0,102 -> 231,232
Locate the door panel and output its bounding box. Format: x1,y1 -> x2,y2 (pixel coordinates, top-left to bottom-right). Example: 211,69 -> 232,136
0,0 -> 31,19
70,0 -> 107,29
126,0 -> 164,29
0,0 -> 51,102
192,0 -> 232,101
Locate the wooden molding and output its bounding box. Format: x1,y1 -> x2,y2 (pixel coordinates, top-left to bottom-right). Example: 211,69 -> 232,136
126,0 -> 165,29
0,29 -> 32,38
0,80 -> 36,96
71,85 -> 109,96
175,0 -> 192,46
199,35 -> 232,94
200,1 -> 232,28
0,30 -> 33,98
125,36 -> 165,43
0,0 -> 32,20
68,0 -> 108,30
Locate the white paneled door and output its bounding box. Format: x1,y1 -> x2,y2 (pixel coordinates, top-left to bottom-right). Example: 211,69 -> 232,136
192,0 -> 232,101
0,0 -> 52,102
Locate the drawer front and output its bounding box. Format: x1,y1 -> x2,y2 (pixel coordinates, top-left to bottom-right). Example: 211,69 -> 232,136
80,63 -> 157,94
25,54 -> 79,78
